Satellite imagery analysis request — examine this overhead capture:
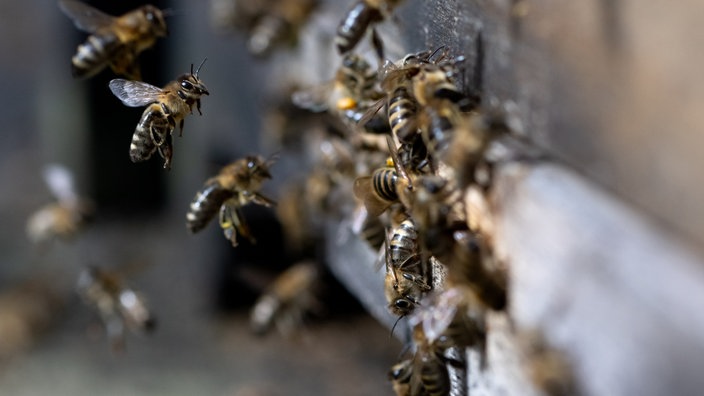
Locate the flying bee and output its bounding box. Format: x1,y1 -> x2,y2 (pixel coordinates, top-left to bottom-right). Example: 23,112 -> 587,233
335,0 -> 403,59
384,218 -> 431,318
26,164 -> 94,247
109,60 -> 209,169
249,261 -> 320,336
247,0 -> 318,56
58,0 -> 168,80
186,154 -> 277,246
76,264 -> 156,353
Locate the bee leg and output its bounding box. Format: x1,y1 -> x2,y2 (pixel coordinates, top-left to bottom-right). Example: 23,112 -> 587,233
218,204 -> 238,246
252,192 -> 276,207
179,119 -> 184,137
233,205 -> 257,244
196,99 -> 202,116
370,28 -> 385,65
157,134 -> 173,170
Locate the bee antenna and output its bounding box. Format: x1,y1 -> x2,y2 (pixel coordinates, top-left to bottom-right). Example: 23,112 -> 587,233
390,315 -> 405,339
160,8 -> 178,17
194,57 -> 208,78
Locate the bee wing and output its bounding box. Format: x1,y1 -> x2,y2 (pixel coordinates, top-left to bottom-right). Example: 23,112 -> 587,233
43,163 -> 78,204
291,83 -> 334,112
109,79 -> 163,107
58,0 -> 114,33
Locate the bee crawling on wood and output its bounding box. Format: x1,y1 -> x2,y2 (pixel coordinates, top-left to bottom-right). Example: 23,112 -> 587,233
186,154 -> 277,246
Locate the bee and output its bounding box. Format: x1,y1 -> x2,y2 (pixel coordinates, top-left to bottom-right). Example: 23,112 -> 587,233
388,358 -> 413,396
410,286 -> 487,367
109,60 -> 209,169
292,54 -> 386,132
76,265 -> 156,353
26,164 -> 94,247
411,176 -> 507,310
335,0 -> 403,59
186,154 -> 277,246
247,0 -> 318,56
249,261 -> 320,336
353,136 -> 413,217
58,0 -> 168,80
384,218 -> 431,318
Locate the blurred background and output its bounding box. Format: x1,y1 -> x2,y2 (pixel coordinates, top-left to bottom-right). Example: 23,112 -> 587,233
0,0 -> 402,395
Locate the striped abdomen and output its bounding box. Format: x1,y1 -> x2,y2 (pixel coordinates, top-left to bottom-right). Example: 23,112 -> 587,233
130,104 -> 171,164
335,1 -> 382,54
419,354 -> 450,396
389,218 -> 419,269
388,86 -> 418,142
71,31 -> 123,79
186,182 -> 234,233
371,167 -> 398,202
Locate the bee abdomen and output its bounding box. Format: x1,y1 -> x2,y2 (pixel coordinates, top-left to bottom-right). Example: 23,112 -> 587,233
130,106 -> 168,163
335,2 -> 381,54
420,359 -> 450,396
186,183 -> 234,233
388,87 -> 418,142
71,33 -> 121,78
372,168 -> 398,202
390,218 -> 419,265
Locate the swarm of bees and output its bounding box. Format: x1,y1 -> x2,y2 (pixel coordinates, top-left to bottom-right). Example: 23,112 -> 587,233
31,0 -> 575,393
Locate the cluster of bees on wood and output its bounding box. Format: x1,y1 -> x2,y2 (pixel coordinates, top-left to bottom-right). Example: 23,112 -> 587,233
17,0 -> 577,394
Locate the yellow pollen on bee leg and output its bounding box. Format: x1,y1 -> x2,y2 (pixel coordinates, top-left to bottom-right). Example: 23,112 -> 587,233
336,97 -> 357,111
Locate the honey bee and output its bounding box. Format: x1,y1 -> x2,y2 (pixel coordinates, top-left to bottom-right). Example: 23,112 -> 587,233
247,0 -> 318,56
384,218 -> 431,317
335,0 -> 403,59
26,164 -> 94,247
411,176 -> 507,310
353,136 -> 413,217
292,54 -> 386,133
249,261 -> 320,336
388,358 -> 413,396
76,265 -> 156,353
409,286 -> 487,364
58,0 -> 168,80
186,154 -> 277,246
109,60 -> 209,169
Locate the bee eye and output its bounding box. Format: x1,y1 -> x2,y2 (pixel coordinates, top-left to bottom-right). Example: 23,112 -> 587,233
181,80 -> 193,90
146,11 -> 154,21
247,161 -> 256,169
395,299 -> 410,309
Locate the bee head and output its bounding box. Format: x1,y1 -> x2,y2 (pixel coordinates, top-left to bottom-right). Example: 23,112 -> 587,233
177,66 -> 209,97
142,5 -> 168,37
245,154 -> 277,179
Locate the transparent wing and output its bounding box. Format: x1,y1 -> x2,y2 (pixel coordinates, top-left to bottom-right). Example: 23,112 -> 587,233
291,83 -> 334,113
43,163 -> 78,204
109,79 -> 162,107
58,0 -> 114,33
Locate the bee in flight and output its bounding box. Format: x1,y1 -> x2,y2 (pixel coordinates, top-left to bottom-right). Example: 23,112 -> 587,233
26,164 -> 94,248
249,260 -> 320,336
109,60 -> 209,170
58,0 -> 169,80
186,154 -> 277,246
76,263 -> 156,353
